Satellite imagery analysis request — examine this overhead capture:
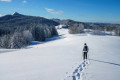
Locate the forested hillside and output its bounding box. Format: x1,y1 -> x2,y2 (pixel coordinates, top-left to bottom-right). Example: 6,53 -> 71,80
0,12 -> 59,48
52,19 -> 120,35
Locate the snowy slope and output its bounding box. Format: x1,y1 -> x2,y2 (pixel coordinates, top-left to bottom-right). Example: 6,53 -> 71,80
0,29 -> 120,80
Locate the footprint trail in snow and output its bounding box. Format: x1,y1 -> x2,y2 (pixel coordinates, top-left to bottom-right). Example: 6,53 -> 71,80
65,60 -> 89,80
72,60 -> 89,80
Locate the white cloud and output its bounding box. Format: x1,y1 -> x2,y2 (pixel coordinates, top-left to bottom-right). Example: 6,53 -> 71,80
45,8 -> 63,15
0,0 -> 11,2
45,8 -> 54,12
0,14 -> 2,17
22,0 -> 27,3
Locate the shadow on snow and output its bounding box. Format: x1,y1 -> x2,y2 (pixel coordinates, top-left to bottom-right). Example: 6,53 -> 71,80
25,34 -> 65,49
90,59 -> 120,67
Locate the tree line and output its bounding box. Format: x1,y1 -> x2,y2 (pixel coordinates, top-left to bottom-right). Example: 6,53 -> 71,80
53,19 -> 120,35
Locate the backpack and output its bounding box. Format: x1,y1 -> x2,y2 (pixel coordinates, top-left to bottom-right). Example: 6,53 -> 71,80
83,46 -> 88,51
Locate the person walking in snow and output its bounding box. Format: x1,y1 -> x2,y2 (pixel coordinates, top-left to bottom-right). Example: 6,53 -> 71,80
83,43 -> 89,60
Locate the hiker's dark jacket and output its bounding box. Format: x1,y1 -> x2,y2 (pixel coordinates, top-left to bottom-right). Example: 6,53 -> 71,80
83,45 -> 89,52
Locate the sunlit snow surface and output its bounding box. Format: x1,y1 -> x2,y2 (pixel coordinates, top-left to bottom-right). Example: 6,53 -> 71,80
0,29 -> 120,80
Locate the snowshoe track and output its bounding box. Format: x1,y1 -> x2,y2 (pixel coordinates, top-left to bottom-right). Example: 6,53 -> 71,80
72,60 -> 89,80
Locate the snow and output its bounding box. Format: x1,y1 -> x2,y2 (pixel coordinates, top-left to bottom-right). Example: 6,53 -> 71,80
12,12 -> 20,15
55,24 -> 67,29
0,49 -> 17,54
0,29 -> 120,80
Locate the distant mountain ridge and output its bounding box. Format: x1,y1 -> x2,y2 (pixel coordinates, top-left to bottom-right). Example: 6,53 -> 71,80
0,12 -> 59,26
0,12 -> 119,29
51,18 -> 120,28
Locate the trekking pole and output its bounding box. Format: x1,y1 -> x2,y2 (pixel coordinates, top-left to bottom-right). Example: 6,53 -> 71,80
87,52 -> 91,65
88,52 -> 89,60
80,51 -> 83,62
82,51 -> 84,61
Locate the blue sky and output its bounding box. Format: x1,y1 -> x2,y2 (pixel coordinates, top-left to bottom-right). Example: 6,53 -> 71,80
0,0 -> 120,24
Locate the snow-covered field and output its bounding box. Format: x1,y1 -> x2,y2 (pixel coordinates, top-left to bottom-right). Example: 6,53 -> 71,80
0,29 -> 120,80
